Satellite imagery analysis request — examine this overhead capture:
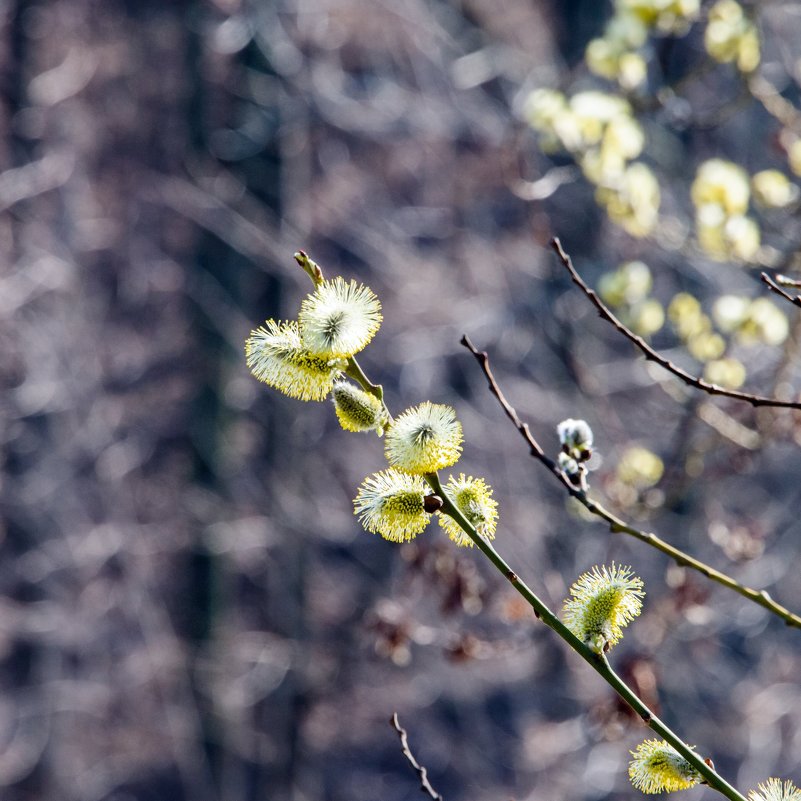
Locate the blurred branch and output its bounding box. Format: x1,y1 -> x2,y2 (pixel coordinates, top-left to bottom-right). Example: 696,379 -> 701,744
390,713 -> 444,801
0,153 -> 74,212
507,164 -> 579,201
460,334 -> 801,630
142,173 -> 291,270
748,74 -> 801,135
551,238 -> 801,410
761,272 -> 801,310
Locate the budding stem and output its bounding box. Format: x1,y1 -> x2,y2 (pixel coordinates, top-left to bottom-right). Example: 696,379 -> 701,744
307,283 -> 749,801
421,484 -> 748,801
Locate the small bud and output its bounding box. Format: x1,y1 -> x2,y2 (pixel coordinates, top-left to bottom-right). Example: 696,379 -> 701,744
558,451 -> 580,475
332,381 -> 387,434
424,495 -> 444,513
557,418 -> 594,461
294,250 -> 324,285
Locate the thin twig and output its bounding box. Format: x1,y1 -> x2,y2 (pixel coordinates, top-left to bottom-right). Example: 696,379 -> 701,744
460,334 -> 801,630
390,714 -> 444,801
761,272 -> 801,310
551,237 -> 801,410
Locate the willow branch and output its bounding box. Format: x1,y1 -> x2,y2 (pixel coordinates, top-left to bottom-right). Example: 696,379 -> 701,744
551,238 -> 801,410
761,272 -> 801,311
391,714 -> 444,801
425,473 -> 747,801
460,334 -> 801,630
289,252 -> 749,801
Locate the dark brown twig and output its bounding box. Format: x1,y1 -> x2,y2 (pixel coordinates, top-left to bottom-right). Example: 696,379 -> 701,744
551,237 -> 801,410
390,713 -> 444,801
761,272 -> 801,310
460,334 -> 801,630
460,335 -> 575,487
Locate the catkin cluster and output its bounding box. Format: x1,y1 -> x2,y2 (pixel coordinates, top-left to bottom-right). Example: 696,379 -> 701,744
245,256 -> 497,548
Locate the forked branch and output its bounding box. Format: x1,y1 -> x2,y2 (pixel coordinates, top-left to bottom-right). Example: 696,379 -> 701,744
460,334 -> 801,630
761,272 -> 801,311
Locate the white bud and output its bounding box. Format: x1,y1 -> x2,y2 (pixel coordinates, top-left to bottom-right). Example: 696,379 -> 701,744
557,419 -> 594,453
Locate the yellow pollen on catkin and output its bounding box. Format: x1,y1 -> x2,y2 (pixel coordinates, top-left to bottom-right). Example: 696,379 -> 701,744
353,469 -> 432,542
629,739 -> 703,794
748,779 -> 801,801
299,276 -> 382,358
245,319 -> 343,401
332,381 -> 386,434
437,474 -> 498,547
562,563 -> 644,653
384,402 -> 463,474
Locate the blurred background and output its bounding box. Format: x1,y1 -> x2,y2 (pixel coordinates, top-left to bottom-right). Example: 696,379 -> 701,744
1,0 -> 801,799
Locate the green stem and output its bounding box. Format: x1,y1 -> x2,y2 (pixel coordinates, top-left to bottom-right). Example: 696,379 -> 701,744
344,357 -> 393,424
424,472 -> 749,801
597,654 -> 745,801
581,495 -> 801,629
345,358 -> 383,402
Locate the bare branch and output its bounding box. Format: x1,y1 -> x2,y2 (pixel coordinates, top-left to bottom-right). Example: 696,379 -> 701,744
551,237 -> 801,410
390,713 -> 444,801
761,272 -> 801,310
460,335 -> 801,630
